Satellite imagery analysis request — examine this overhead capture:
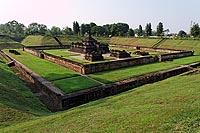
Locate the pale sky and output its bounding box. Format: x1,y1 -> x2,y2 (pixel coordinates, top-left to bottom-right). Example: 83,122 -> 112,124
0,0 -> 200,33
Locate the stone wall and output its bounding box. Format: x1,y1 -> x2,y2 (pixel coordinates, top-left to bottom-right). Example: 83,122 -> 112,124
24,47 -> 194,75
158,51 -> 194,61
1,49 -> 199,111
24,47 -> 84,74
110,44 -> 182,53
83,56 -> 159,74
25,45 -> 70,50
61,62 -> 200,109
0,50 -> 65,112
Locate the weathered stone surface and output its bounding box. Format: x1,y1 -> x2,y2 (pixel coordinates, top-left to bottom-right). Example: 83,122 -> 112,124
110,50 -> 131,58
70,35 -> 109,54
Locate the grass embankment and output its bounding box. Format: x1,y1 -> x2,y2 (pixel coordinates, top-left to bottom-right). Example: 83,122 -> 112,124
0,35 -> 23,49
1,70 -> 200,132
22,35 -> 82,46
3,49 -> 101,93
0,55 -> 50,128
89,55 -> 200,83
110,37 -> 161,47
158,39 -> 200,53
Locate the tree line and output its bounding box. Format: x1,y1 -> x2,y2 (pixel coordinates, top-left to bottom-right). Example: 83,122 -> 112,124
0,20 -> 200,38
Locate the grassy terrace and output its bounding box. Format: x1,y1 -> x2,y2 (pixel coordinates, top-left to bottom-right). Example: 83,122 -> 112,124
109,46 -> 166,55
1,70 -> 200,132
158,39 -> 200,53
110,37 -> 161,47
89,55 -> 200,83
43,49 -> 115,64
3,49 -> 101,93
22,35 -> 82,46
43,49 -> 90,64
0,36 -> 23,50
0,56 -> 50,128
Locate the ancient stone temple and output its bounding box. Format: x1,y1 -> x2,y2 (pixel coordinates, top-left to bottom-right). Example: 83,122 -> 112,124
85,51 -> 104,62
110,50 -> 131,58
70,34 -> 109,54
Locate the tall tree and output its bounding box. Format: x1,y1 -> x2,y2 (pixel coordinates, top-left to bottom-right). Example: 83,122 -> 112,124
190,23 -> 200,37
156,22 -> 164,36
25,23 -> 47,35
62,26 -> 73,35
73,21 -> 80,35
128,28 -> 135,36
91,26 -> 106,36
1,20 -> 26,37
178,30 -> 187,38
145,23 -> 152,36
50,26 -> 62,36
138,25 -> 143,36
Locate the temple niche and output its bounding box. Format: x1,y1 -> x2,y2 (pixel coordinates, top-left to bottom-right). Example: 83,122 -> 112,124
70,34 -> 109,61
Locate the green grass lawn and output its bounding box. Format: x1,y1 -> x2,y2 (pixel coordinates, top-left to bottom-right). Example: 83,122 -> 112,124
3,49 -> 79,81
158,39 -> 200,54
0,59 -> 50,128
3,49 -> 101,93
110,37 -> 161,47
89,55 -> 200,83
1,70 -> 200,132
53,76 -> 101,93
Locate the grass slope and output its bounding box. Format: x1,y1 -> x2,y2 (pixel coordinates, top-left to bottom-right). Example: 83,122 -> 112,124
0,35 -> 23,49
3,49 -> 78,81
0,56 -> 50,128
22,35 -> 57,46
22,35 -> 82,46
110,37 -> 161,47
158,39 -> 200,53
1,70 -> 200,132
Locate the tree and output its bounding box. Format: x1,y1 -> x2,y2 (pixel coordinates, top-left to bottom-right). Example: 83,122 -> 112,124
0,20 -> 26,37
49,26 -> 62,36
145,23 -> 152,36
156,22 -> 164,36
91,26 -> 106,36
25,23 -> 47,35
90,22 -> 96,29
190,23 -> 200,37
128,28 -> 134,36
73,21 -> 80,35
62,27 -> 73,35
138,25 -> 143,36
178,30 -> 187,38
103,24 -> 111,36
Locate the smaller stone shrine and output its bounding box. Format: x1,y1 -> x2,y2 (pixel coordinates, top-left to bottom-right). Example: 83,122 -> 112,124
70,34 -> 109,54
133,51 -> 149,56
85,51 -> 104,62
110,50 -> 131,58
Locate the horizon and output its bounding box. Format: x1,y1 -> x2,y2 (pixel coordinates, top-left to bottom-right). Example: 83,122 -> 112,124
0,0 -> 200,33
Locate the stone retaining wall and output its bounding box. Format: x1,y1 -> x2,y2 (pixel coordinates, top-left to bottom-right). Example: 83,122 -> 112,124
0,50 -> 65,112
61,62 -> 200,109
24,47 -> 194,74
25,45 -> 70,50
1,50 -> 199,111
110,44 -> 182,53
